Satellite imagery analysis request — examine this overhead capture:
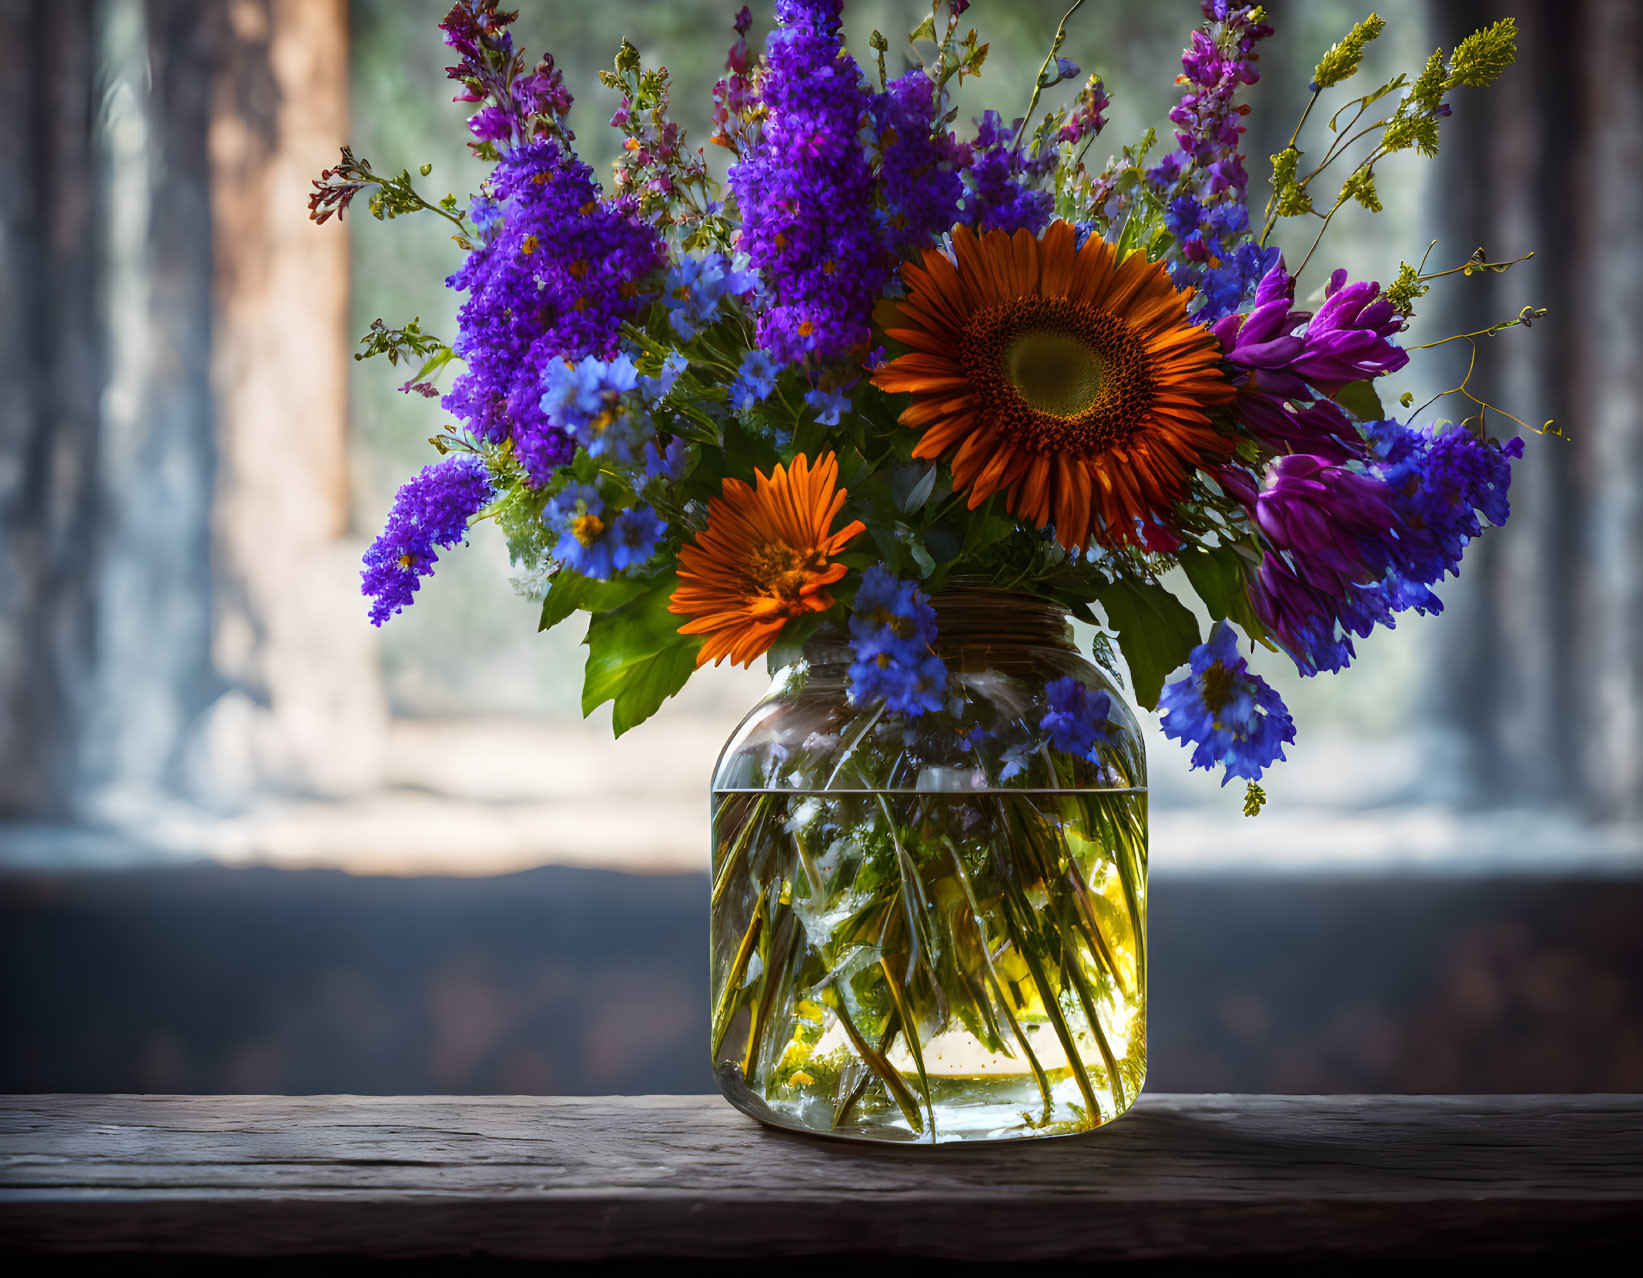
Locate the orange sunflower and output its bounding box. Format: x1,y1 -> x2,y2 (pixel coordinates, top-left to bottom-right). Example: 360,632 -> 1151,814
670,452 -> 866,668
871,220 -> 1235,550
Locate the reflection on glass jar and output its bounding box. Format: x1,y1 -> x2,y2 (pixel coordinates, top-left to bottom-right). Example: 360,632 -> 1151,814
709,590 -> 1147,1143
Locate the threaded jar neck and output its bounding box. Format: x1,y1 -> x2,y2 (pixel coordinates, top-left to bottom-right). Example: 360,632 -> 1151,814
799,586 -> 1072,677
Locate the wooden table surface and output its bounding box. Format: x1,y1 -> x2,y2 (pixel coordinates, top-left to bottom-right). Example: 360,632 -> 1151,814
1,1093 -> 1639,1263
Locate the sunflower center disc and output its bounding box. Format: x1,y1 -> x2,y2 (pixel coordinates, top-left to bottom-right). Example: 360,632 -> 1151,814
748,542 -> 813,603
1001,329 -> 1105,419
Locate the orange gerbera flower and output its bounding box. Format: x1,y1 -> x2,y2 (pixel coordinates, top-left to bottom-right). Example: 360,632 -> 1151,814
670,452 -> 866,668
872,221 -> 1235,550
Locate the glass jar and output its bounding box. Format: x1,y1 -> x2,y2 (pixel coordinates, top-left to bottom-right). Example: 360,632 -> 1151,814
709,588 -> 1147,1144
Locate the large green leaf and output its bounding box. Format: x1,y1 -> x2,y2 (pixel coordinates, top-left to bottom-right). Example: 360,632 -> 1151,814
764,610 -> 830,675
609,642 -> 701,737
1096,579 -> 1201,710
538,570 -> 646,632
1178,545 -> 1277,650
1333,378 -> 1385,422
581,574 -> 702,735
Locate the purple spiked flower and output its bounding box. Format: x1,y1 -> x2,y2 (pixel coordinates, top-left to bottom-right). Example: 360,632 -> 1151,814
442,143 -> 664,476
960,110 -> 1054,235
728,0 -> 885,367
361,454 -> 494,625
871,70 -> 967,259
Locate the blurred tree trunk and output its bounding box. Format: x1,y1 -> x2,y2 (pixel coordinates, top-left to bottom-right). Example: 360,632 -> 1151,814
0,0 -> 379,822
0,1 -> 103,818
1439,0 -> 1643,821
201,0 -> 386,802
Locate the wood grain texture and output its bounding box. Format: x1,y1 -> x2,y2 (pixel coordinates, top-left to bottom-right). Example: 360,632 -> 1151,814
0,1094 -> 1638,1261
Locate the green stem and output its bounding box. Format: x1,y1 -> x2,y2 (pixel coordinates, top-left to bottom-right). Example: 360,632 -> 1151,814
989,800 -> 1101,1122
711,897 -> 764,1059
742,905 -> 799,1082
1058,898 -> 1126,1113
877,954 -> 936,1138
942,837 -> 1055,1123
711,793 -> 771,911
832,995 -> 923,1133
1016,0 -> 1089,154
833,1012 -> 902,1129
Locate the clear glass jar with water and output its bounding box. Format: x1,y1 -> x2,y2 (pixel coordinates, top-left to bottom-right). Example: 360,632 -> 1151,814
709,590 -> 1147,1143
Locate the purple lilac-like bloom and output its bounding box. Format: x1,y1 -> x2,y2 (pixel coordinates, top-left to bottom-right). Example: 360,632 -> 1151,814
442,143 -> 663,482
870,70 -> 967,260
610,506 -> 667,573
1140,3 -> 1272,314
1163,195 -> 1281,323
1039,676 -> 1113,760
361,454 -> 494,625
1149,2 -> 1274,204
729,0 -> 885,367
847,566 -> 948,716
1058,76 -> 1110,147
440,2 -> 574,157
1158,621 -> 1296,783
960,110 -> 1055,235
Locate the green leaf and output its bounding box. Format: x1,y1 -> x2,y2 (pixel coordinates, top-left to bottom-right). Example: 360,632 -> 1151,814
1178,545 -> 1277,651
897,464 -> 939,515
610,643 -> 700,737
581,574 -> 702,735
764,611 -> 830,675
1095,579 -> 1201,710
1333,379 -> 1385,422
538,570 -> 646,632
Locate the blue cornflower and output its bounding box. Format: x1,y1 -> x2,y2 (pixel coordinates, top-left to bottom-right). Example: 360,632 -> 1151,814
643,436 -> 689,484
639,352 -> 689,404
544,482 -> 617,579
1039,676 -> 1114,760
729,350 -> 780,412
803,385 -> 850,426
1158,621 -> 1296,784
663,253 -> 757,339
846,566 -> 947,716
539,354 -> 653,465
540,354 -> 639,428
468,194 -> 503,239
850,653 -> 948,717
610,506 -> 667,573
361,454 -> 494,625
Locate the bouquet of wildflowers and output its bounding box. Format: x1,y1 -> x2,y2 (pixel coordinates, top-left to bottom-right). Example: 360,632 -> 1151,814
314,0 -> 1534,810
